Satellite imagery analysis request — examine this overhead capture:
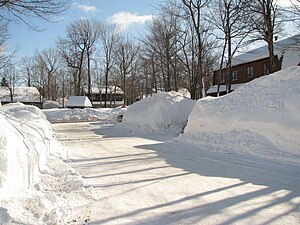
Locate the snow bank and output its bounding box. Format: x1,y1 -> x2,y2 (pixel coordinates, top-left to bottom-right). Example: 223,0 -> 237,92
181,67 -> 300,164
119,92 -> 195,135
0,103 -> 96,224
107,106 -> 127,122
1,103 -> 51,193
43,108 -> 111,123
178,88 -> 191,98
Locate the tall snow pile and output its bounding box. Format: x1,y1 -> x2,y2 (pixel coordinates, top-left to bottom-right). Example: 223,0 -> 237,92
181,66 -> 300,164
119,92 -> 195,135
0,103 -> 96,225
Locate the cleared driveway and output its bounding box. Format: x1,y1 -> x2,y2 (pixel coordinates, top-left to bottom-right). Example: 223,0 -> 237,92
52,122 -> 300,225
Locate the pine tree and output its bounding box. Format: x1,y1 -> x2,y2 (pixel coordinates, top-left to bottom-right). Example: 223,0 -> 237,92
1,77 -> 9,87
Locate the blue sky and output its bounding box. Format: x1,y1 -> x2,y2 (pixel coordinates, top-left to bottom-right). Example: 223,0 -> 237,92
7,0 -> 298,59
8,0 -> 162,59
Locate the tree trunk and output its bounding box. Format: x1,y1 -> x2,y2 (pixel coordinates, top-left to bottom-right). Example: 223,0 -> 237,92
87,50 -> 92,104
104,67 -> 108,108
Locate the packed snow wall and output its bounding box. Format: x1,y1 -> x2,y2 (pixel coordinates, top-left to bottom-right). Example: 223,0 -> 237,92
0,103 -> 51,194
182,67 -> 300,162
0,103 -> 96,224
119,91 -> 195,135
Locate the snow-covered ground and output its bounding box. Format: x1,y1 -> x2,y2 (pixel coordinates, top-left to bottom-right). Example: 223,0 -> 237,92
1,67 -> 300,224
53,121 -> 300,225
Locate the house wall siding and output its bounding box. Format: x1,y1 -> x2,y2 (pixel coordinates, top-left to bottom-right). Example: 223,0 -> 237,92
213,57 -> 270,85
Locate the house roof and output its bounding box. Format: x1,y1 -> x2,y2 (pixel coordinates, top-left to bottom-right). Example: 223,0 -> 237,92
0,86 -> 40,102
221,34 -> 300,69
83,86 -> 124,94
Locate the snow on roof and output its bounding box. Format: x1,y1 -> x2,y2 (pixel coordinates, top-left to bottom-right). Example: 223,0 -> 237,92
65,96 -> 92,108
83,86 -> 124,94
0,86 -> 40,102
221,34 -> 300,69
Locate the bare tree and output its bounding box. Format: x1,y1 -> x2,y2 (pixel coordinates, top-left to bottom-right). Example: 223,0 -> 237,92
84,21 -> 101,100
285,0 -> 300,28
62,19 -> 102,99
142,1 -> 183,94
181,0 -> 212,99
0,22 -> 7,68
57,37 -> 84,95
208,0 -> 251,94
114,38 -> 140,105
0,0 -> 69,29
139,52 -> 158,97
28,53 -> 47,100
37,48 -> 60,100
99,23 -> 120,108
144,17 -> 176,92
57,19 -> 91,96
0,21 -> 14,70
1,63 -> 19,102
248,0 -> 284,73
20,56 -> 34,87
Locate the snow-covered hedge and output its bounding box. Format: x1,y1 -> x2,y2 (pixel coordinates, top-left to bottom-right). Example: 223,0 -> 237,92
43,108 -> 111,123
119,91 -> 195,135
182,66 -> 300,163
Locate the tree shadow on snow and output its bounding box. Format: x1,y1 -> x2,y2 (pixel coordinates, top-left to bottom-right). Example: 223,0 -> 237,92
85,122 -> 300,224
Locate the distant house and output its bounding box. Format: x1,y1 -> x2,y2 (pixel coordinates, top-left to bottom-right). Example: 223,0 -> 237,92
208,34 -> 300,96
65,96 -> 92,108
0,86 -> 42,108
84,86 -> 124,107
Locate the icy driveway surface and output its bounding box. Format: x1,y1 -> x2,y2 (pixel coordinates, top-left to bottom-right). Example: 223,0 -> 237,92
53,122 -> 300,225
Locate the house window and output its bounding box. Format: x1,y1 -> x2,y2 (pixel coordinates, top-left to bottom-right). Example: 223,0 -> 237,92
232,69 -> 238,81
263,63 -> 269,75
246,66 -> 254,78
221,73 -> 225,83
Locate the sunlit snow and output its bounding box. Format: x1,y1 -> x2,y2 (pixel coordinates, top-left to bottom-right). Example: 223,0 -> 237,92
0,67 -> 300,224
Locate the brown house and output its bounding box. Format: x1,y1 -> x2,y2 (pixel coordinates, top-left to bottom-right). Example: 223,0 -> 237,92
208,34 -> 300,96
83,86 -> 124,107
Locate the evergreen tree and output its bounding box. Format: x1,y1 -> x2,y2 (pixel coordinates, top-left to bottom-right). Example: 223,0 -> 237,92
1,77 -> 8,86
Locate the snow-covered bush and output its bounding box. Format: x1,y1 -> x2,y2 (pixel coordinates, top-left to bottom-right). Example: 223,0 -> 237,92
43,108 -> 111,123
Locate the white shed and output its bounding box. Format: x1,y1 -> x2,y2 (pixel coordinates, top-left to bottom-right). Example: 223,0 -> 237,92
65,96 -> 92,108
